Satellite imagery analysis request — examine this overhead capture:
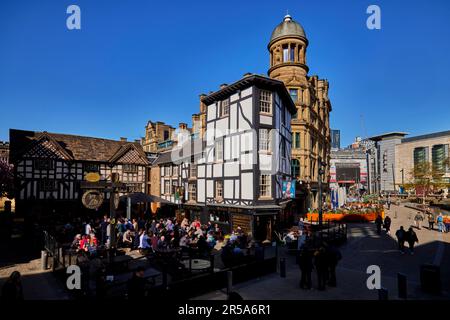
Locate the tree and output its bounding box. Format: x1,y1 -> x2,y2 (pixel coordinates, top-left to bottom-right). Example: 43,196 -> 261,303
0,160 -> 14,198
404,158 -> 450,203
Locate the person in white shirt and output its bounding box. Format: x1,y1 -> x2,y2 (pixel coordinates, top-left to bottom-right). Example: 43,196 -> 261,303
85,222 -> 92,236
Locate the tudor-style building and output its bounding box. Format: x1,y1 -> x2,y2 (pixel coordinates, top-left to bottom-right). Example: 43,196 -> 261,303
149,75 -> 296,240
9,129 -> 150,222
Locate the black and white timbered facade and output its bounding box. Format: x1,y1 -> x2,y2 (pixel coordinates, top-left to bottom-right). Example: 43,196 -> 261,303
9,129 -> 149,220
152,75 -> 296,240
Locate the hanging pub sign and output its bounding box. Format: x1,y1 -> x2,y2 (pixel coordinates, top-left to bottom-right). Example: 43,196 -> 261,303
85,172 -> 101,183
282,180 -> 295,199
82,189 -> 104,209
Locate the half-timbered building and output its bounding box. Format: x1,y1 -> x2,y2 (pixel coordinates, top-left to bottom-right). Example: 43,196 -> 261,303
9,129 -> 149,222
150,74 -> 296,240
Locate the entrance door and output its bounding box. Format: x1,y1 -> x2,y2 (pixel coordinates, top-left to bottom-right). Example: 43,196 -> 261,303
254,215 -> 274,242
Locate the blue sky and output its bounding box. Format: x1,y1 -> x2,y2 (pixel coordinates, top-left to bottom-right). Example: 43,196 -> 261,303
0,0 -> 449,146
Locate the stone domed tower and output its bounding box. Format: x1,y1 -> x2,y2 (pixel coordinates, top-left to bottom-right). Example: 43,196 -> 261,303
268,14 -> 309,80
268,14 -> 332,213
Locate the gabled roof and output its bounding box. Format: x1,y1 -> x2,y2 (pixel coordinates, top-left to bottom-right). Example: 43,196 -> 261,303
9,129 -> 149,165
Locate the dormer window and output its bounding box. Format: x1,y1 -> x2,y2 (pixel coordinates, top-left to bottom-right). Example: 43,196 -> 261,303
218,99 -> 230,117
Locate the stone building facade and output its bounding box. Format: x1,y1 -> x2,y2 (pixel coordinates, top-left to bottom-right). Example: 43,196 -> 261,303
395,131 -> 450,188
267,15 -> 332,212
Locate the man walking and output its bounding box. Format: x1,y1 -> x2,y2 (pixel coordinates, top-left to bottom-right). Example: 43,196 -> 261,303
395,226 -> 406,254
414,212 -> 424,230
427,212 -> 435,230
298,249 -> 313,290
325,243 -> 342,287
314,246 -> 328,291
405,227 -> 419,255
384,215 -> 392,235
375,214 -> 383,235
437,213 -> 445,233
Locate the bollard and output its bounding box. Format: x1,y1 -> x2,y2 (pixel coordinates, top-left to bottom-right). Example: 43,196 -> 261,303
227,271 -> 233,297
378,287 -> 388,300
41,250 -> 48,270
398,273 -> 407,299
280,257 -> 286,278
58,247 -> 64,267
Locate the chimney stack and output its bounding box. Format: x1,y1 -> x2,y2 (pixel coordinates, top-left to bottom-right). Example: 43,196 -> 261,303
120,137 -> 127,142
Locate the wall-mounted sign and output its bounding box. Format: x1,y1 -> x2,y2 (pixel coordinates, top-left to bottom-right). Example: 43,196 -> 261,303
282,180 -> 295,199
82,189 -> 104,209
85,172 -> 101,183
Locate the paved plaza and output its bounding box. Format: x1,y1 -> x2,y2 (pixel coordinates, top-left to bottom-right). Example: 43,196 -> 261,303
1,203 -> 449,300
194,204 -> 450,300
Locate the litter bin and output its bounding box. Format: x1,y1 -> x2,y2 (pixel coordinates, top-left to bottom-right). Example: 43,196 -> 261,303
420,264 -> 441,295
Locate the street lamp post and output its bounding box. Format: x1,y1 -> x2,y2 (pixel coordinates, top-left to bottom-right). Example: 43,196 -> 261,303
318,157 -> 327,228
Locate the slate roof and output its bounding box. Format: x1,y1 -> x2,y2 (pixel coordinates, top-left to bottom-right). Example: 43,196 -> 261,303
9,129 -> 149,164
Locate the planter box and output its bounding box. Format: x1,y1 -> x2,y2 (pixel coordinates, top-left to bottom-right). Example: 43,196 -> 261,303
307,211 -> 385,223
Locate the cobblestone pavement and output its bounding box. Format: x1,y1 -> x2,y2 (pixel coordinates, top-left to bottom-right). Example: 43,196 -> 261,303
194,204 -> 450,300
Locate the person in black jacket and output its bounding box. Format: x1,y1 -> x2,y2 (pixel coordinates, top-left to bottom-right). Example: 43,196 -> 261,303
314,247 -> 328,291
395,226 -> 406,254
375,214 -> 383,235
384,215 -> 392,235
405,227 -> 419,255
127,267 -> 147,299
298,249 -> 313,290
1,271 -> 23,300
325,243 -> 342,287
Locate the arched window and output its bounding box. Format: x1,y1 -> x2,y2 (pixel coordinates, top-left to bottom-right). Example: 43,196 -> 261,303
291,159 -> 300,178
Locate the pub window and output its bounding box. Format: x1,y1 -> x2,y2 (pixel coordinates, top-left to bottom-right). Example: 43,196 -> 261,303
215,181 -> 223,199
188,183 -> 197,202
123,164 -> 138,173
34,159 -> 54,170
260,174 -> 272,198
171,181 -> 178,194
165,165 -> 172,177
215,139 -> 223,162
83,163 -> 100,172
219,99 -> 230,117
259,90 -> 272,114
209,211 -> 229,223
39,179 -> 56,191
259,129 -> 271,152
189,164 -> 197,178
172,165 -> 179,176
164,180 -> 171,194
127,183 -> 141,192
